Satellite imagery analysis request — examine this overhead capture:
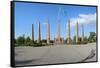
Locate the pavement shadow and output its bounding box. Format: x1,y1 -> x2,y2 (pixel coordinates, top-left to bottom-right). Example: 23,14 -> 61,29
15,59 -> 39,65
15,50 -> 24,56
80,49 -> 96,62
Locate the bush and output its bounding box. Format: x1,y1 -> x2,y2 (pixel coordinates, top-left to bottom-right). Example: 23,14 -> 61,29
33,43 -> 45,47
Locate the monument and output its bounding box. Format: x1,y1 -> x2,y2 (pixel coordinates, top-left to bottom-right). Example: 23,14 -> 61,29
46,19 -> 50,44
67,19 -> 70,44
76,21 -> 78,44
82,24 -> 84,42
32,24 -> 34,41
54,18 -> 64,44
37,20 -> 41,43
58,18 -> 61,43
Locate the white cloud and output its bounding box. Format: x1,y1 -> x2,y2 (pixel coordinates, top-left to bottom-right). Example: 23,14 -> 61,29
42,23 -> 47,25
70,13 -> 96,26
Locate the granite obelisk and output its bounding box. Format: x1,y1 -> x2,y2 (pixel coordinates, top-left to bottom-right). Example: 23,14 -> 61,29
32,24 -> 34,41
46,19 -> 50,44
82,24 -> 84,42
76,21 -> 78,44
37,20 -> 41,43
67,19 -> 70,44
58,18 -> 61,44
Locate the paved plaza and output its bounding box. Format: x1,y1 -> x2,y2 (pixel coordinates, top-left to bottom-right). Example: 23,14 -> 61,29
15,43 -> 97,66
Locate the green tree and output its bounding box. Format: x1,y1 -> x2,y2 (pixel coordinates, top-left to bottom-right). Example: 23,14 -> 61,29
16,35 -> 25,45
82,36 -> 88,44
50,40 -> 54,43
72,36 -> 88,44
41,39 -> 46,43
72,36 -> 77,44
84,37 -> 88,42
73,36 -> 76,41
25,36 -> 31,43
78,37 -> 82,42
25,36 -> 32,46
88,32 -> 96,43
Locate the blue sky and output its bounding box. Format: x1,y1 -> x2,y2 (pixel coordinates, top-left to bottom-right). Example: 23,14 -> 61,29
15,2 -> 96,40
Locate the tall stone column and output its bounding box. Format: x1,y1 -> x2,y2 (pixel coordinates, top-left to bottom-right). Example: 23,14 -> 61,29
32,24 -> 34,41
67,19 -> 70,44
82,24 -> 84,42
46,19 -> 50,44
76,21 -> 78,44
58,18 -> 61,44
37,20 -> 41,43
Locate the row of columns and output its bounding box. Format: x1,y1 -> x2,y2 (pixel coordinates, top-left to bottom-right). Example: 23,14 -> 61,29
32,19 -> 84,44
32,20 -> 50,43
67,20 -> 84,44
